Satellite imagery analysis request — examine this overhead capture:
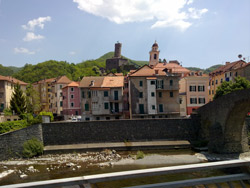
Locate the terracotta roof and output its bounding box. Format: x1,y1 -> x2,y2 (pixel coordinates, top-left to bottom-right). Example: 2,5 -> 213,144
129,65 -> 167,77
80,77 -> 104,88
37,77 -> 56,84
146,77 -> 157,80
155,62 -> 190,74
80,76 -> 124,88
56,76 -> 72,84
63,81 -> 79,89
183,71 -> 209,78
0,75 -> 28,85
210,60 -> 246,75
102,76 -> 124,87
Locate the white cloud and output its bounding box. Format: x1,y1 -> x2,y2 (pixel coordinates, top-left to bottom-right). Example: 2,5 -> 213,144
188,8 -> 208,19
73,0 -> 208,31
23,32 -> 44,41
69,51 -> 76,55
22,16 -> 51,31
14,47 -> 35,55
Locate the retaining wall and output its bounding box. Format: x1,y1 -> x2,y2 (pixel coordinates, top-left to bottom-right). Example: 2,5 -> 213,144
42,118 -> 200,146
0,124 -> 43,160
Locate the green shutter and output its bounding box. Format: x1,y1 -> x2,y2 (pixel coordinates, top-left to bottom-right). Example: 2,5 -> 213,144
85,103 -> 89,111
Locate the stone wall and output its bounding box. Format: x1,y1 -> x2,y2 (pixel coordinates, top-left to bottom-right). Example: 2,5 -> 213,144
42,118 -> 199,146
0,124 -> 43,160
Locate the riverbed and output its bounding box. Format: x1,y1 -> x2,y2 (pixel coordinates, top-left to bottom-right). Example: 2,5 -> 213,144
0,149 -> 244,187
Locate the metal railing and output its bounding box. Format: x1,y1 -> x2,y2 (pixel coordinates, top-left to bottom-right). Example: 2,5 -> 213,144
1,159 -> 250,188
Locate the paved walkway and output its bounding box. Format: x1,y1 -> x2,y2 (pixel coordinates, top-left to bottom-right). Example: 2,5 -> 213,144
44,140 -> 190,153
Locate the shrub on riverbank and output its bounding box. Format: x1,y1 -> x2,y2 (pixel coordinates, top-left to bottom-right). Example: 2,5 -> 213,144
22,138 -> 44,158
136,151 -> 145,159
0,120 -> 28,134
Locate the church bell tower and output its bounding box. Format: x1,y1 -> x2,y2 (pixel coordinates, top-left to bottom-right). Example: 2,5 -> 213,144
149,41 -> 160,67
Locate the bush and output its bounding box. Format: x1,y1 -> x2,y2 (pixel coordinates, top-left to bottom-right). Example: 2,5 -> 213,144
22,138 -> 44,158
38,111 -> 54,121
0,120 -> 28,134
136,151 -> 145,159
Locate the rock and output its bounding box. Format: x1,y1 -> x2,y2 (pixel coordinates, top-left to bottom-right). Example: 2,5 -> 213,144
3,166 -> 8,169
20,174 -> 28,179
77,166 -> 81,169
0,170 -> 15,179
66,162 -> 75,167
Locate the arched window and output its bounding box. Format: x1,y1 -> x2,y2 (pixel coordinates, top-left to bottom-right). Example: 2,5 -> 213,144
154,54 -> 157,59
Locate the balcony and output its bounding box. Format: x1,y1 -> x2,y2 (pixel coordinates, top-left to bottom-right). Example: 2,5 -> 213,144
156,85 -> 179,91
109,96 -> 123,102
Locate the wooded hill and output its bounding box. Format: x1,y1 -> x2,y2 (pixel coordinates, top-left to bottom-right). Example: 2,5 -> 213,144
1,52 -> 222,83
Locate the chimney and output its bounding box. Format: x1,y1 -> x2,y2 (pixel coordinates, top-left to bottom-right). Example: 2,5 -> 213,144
89,80 -> 95,86
155,70 -> 159,75
169,69 -> 172,73
225,62 -> 230,65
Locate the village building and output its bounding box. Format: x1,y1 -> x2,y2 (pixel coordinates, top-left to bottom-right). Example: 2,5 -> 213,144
80,76 -> 125,121
208,60 -> 247,101
62,81 -> 81,120
128,65 -> 181,119
0,75 -> 27,112
179,71 -> 209,116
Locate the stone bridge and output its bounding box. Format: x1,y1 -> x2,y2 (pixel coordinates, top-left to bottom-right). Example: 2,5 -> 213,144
197,88 -> 250,153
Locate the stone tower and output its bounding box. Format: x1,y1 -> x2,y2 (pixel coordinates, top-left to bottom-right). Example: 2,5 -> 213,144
149,41 -> 160,67
114,42 -> 122,58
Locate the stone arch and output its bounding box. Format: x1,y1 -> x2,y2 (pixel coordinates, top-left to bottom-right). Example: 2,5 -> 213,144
197,89 -> 250,153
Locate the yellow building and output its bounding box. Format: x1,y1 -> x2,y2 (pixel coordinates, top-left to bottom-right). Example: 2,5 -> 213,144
208,60 -> 247,101
0,75 -> 27,112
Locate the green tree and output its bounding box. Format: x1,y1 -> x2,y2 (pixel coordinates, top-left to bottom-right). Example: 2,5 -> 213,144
10,83 -> 26,117
25,84 -> 41,114
214,76 -> 250,99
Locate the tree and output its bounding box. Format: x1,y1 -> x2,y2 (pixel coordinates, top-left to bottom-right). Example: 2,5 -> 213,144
10,83 -> 26,117
214,76 -> 250,99
25,84 -> 41,114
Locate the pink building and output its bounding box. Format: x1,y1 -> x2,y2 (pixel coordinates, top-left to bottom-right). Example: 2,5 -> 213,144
62,82 -> 81,120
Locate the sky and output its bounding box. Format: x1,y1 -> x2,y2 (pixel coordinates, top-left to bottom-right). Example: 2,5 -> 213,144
0,0 -> 249,68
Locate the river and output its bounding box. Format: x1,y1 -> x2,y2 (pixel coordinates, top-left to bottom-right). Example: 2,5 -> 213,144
0,149 -> 246,187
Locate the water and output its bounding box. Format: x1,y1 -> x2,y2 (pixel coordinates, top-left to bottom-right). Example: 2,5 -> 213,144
0,149 -> 247,187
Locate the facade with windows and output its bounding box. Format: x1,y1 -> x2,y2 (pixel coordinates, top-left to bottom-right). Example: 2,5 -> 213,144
179,71 -> 209,116
62,81 -> 81,120
128,65 -> 180,119
0,75 -> 27,113
208,60 -> 247,101
79,76 -> 124,121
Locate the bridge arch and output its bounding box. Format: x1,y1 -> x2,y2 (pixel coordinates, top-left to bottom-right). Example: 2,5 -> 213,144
197,89 -> 250,153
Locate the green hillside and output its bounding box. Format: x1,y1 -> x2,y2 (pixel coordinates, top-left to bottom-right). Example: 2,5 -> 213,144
0,64 -> 22,76
186,64 -> 223,74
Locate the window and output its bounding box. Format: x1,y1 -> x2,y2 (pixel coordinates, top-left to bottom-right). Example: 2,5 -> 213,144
209,81 -> 211,86
60,85 -> 62,89
190,98 -> 197,104
158,92 -> 162,98
60,101 -> 63,107
170,80 -> 173,86
152,105 -> 155,110
170,91 -> 173,97
104,91 -> 108,97
71,95 -> 74,99
151,92 -> 155,97
88,91 -> 91,98
71,87 -> 74,92
150,80 -> 155,85
139,104 -> 144,114
159,104 -> 163,112
209,90 -> 211,95
139,92 -> 143,98
212,90 -> 214,94
85,117 -> 90,121
139,81 -> 143,87
60,92 -> 63,97
199,98 -> 206,104
179,98 -> 183,104
85,103 -> 89,111
82,91 -> 85,98
220,78 -> 223,83
71,102 -> 74,107
189,85 -> 196,92
212,81 -> 214,85
230,72 -> 232,76
96,117 -> 100,120
215,80 -> 218,85
104,102 -> 109,109
235,72 -> 238,77
106,117 -> 110,120
157,80 -> 164,89
198,86 -> 205,92
154,54 -> 157,59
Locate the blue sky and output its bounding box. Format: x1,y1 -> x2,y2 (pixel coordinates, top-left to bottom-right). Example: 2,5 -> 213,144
0,0 -> 249,68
